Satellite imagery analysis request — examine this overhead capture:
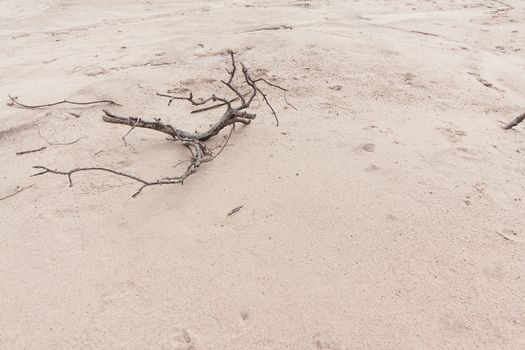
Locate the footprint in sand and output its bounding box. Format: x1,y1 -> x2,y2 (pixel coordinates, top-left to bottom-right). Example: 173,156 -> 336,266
312,332 -> 342,350
355,143 -> 375,153
164,328 -> 194,350
497,229 -> 523,243
436,127 -> 466,143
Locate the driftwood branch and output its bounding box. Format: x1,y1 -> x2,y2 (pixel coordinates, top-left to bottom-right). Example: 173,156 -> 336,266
32,51 -> 287,197
502,112 -> 525,130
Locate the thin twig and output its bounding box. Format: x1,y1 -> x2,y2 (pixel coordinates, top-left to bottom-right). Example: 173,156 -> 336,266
255,85 -> 279,126
190,93 -> 249,114
227,205 -> 244,216
0,185 -> 34,201
204,125 -> 234,162
122,118 -> 141,146
284,94 -> 297,111
36,124 -> 87,146
16,146 -> 47,155
7,95 -> 120,108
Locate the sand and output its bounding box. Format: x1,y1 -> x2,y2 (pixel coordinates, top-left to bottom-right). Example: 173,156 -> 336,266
1,0 -> 524,349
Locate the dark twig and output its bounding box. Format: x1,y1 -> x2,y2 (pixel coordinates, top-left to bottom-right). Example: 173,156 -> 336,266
255,85 -> 279,126
190,93 -> 249,114
227,205 -> 244,216
253,78 -> 287,91
16,146 -> 47,155
284,94 -> 297,111
502,112 -> 525,130
0,185 -> 34,201
7,95 -> 120,108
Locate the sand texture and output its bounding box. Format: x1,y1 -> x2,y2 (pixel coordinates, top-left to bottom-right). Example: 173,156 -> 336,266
1,0 -> 525,349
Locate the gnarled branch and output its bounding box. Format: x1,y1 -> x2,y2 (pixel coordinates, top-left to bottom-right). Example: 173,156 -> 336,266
33,51 -> 287,197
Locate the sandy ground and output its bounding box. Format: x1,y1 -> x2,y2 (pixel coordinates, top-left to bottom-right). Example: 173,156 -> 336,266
1,0 -> 525,349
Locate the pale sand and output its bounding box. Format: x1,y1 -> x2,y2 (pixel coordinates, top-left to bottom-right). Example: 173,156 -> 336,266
1,0 -> 524,349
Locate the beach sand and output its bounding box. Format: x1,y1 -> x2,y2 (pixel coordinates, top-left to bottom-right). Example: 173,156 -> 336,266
1,0 -> 524,349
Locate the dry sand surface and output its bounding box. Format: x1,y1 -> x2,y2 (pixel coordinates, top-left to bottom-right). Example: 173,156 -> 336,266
1,0 -> 525,349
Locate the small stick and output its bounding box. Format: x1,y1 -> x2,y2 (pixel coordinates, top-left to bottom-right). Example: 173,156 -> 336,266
502,112 -> 525,130
16,146 -> 47,155
36,124 -> 86,146
122,118 -> 141,146
7,94 -> 120,109
228,205 -> 244,216
204,125 -> 234,162
0,185 -> 34,201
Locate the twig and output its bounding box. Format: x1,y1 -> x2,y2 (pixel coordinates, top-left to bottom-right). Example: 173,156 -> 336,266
228,205 -> 244,216
502,112 -> 525,130
36,124 -> 86,146
237,25 -> 293,34
190,94 -> 248,114
122,118 -> 141,146
284,94 -> 297,111
204,125 -> 234,162
0,185 -> 34,201
255,85 -> 279,126
409,30 -> 439,37
7,95 -> 120,108
16,146 -> 47,155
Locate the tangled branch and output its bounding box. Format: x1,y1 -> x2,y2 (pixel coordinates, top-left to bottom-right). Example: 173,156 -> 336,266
32,51 -> 287,197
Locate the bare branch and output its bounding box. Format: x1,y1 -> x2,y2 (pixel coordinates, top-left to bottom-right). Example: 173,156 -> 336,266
7,95 -> 120,108
16,146 -> 47,155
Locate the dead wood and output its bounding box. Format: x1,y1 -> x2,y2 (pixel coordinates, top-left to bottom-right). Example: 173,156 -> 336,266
16,146 -> 47,155
502,112 -> 525,130
32,51 -> 287,197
